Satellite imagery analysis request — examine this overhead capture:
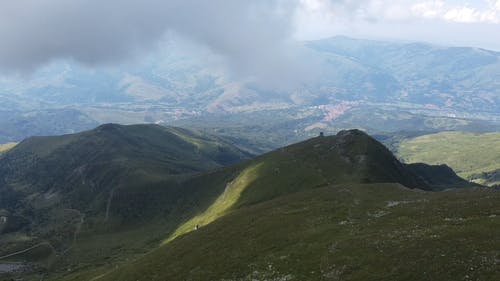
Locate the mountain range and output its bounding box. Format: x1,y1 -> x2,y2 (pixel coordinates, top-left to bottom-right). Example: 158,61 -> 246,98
1,124 -> 496,281
0,36 -> 499,143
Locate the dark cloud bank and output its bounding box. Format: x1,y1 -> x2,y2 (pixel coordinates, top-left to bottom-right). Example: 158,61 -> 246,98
0,0 -> 318,86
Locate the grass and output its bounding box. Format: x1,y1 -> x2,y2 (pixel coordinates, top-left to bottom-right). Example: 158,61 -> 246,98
0,142 -> 16,154
49,130 -> 492,281
3,129 -> 491,281
164,162 -> 264,243
88,184 -> 500,281
398,131 -> 500,186
164,129 -> 452,244
0,124 -> 252,280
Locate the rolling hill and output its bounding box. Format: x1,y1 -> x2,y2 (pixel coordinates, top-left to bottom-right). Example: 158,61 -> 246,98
398,131 -> 500,186
0,124 -> 251,276
4,128 -> 481,281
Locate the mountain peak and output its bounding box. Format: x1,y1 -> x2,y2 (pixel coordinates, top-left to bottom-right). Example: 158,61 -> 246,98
0,124 -> 251,224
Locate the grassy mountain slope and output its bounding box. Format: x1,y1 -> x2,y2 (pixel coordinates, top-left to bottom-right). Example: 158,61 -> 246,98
50,130 -> 483,281
93,184 -> 500,281
0,123 -> 251,214
0,124 -> 251,274
398,131 -> 500,186
165,130 -> 476,244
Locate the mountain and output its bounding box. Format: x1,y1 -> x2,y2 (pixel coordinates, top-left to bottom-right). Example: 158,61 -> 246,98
306,36 -> 500,112
0,124 -> 251,272
0,127 -> 481,280
52,130 -> 494,281
0,36 -> 499,144
159,130 -> 476,242
0,123 -> 251,212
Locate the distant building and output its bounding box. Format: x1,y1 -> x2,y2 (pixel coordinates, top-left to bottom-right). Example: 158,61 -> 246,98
319,132 -> 324,137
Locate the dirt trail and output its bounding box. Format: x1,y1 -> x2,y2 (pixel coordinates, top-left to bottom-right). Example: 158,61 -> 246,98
0,242 -> 51,260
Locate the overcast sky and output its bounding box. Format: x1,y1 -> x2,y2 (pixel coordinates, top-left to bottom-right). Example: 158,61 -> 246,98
0,0 -> 498,77
295,0 -> 500,49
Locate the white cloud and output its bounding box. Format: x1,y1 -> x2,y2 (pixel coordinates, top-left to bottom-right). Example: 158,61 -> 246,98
411,1 -> 445,19
295,0 -> 500,25
294,0 -> 500,50
411,0 -> 500,23
485,0 -> 500,10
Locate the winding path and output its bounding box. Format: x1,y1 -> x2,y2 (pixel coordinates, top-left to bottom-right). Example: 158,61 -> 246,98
0,242 -> 52,260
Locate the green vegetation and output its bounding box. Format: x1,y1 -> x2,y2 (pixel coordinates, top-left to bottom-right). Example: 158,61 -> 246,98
0,142 -> 16,154
83,184 -> 500,281
0,124 -> 251,279
0,127 -> 491,281
164,162 -> 264,244
48,129 -> 480,281
167,130 -> 474,243
398,131 -> 500,186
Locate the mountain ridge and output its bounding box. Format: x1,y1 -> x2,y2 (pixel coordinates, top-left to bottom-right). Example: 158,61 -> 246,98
0,123 -> 252,272
0,125 -> 485,281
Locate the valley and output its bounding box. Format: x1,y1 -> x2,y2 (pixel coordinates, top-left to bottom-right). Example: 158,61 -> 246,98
0,36 -> 499,144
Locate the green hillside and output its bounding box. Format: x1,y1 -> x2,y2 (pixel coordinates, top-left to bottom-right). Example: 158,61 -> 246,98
164,130 -> 476,244
92,184 -> 500,281
0,123 -> 251,215
37,129 -> 482,281
0,124 -> 251,277
398,131 -> 500,186
0,128 -> 487,281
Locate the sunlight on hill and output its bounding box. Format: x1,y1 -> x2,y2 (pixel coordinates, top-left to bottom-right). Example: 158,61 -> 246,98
0,142 -> 16,154
164,163 -> 264,244
98,184 -> 500,281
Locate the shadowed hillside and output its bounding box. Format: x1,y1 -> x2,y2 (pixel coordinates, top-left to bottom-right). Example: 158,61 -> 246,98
0,123 -> 251,214
0,124 -> 251,274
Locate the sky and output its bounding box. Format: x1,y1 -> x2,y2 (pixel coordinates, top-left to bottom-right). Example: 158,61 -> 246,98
0,0 -> 498,79
294,0 -> 500,49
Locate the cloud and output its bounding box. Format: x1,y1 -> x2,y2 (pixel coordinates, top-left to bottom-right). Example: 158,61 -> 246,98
1,0 -> 498,81
412,0 -> 500,23
0,0 -> 318,88
295,0 -> 500,25
294,0 -> 500,50
411,1 -> 446,19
